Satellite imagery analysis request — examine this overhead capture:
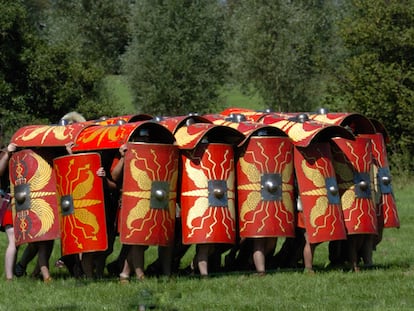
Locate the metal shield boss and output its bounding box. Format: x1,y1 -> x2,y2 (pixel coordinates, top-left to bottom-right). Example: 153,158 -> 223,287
53,153 -> 107,255
237,136 -> 295,238
9,150 -> 60,246
119,142 -> 179,246
331,137 -> 378,235
294,142 -> 347,244
181,143 -> 237,245
360,133 -> 399,228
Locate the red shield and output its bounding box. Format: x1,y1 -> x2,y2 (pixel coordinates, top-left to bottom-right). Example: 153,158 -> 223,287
72,122 -> 175,152
294,143 -> 347,244
181,143 -> 237,244
309,112 -> 376,134
10,123 -> 86,147
360,133 -> 399,228
159,115 -> 212,134
261,114 -> 354,147
9,150 -> 60,246
119,142 -> 179,246
331,137 -> 378,235
53,153 -> 107,255
237,136 -> 295,238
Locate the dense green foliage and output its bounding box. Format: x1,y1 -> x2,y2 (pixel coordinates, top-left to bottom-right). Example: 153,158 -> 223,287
46,0 -> 131,74
122,0 -> 228,115
0,0 -> 123,141
0,0 -> 413,175
227,1 -> 340,112
333,0 -> 414,174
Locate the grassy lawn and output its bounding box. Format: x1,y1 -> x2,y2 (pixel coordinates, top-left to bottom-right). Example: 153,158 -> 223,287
0,179 -> 412,310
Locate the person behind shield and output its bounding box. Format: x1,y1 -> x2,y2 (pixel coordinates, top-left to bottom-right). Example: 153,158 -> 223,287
0,143 -> 17,281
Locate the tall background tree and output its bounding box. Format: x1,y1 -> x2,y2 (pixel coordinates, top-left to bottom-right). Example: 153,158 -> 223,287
333,0 -> 414,173
0,0 -> 128,141
227,0 -> 340,112
46,0 -> 131,74
122,0 -> 228,115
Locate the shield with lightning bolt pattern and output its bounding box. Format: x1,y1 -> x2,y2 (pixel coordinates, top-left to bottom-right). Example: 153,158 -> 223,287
237,134 -> 295,238
119,142 -> 179,246
360,133 -> 399,229
294,142 -> 347,244
331,137 -> 378,235
181,142 -> 237,245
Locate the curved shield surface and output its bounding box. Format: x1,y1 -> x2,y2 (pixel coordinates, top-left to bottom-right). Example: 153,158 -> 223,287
9,150 -> 60,245
294,143 -> 347,244
54,153 -> 107,255
331,137 -> 378,235
237,136 -> 295,238
360,133 -> 399,228
119,142 -> 179,246
10,123 -> 86,147
181,143 -> 237,244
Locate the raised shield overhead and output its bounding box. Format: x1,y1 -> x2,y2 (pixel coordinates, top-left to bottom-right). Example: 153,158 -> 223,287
10,123 -> 86,148
53,153 -> 107,256
158,115 -> 212,134
294,142 -> 347,244
308,111 -> 376,135
260,113 -> 354,148
331,137 -> 378,235
360,133 -> 399,228
181,143 -> 238,245
237,135 -> 295,238
119,142 -> 179,246
9,149 -> 60,246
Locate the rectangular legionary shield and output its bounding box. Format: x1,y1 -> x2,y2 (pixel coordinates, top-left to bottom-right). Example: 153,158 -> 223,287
294,142 -> 347,244
331,137 -> 378,235
360,133 -> 399,228
237,136 -> 295,238
181,143 -> 237,245
119,142 -> 179,246
9,150 -> 60,246
53,153 -> 107,255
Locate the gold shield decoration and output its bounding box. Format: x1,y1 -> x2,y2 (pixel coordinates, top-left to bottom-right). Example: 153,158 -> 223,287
10,123 -> 86,148
360,133 -> 399,228
181,143 -> 237,245
237,135 -> 295,238
331,137 -> 378,235
119,142 -> 179,246
9,149 -> 60,246
54,153 -> 107,255
294,143 -> 347,244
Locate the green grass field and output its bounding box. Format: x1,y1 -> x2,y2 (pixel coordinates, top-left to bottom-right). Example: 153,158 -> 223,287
0,179 -> 412,310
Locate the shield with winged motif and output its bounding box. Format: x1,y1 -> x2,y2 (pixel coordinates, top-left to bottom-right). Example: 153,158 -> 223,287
237,135 -> 295,238
181,143 -> 237,245
331,137 -> 378,235
53,153 -> 107,255
294,142 -> 347,244
119,142 -> 179,246
9,149 -> 60,246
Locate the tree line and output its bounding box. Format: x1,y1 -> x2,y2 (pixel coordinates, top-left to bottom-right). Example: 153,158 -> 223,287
0,0 -> 413,175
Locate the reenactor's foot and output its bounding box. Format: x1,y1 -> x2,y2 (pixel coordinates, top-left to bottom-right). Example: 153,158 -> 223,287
119,273 -> 130,284
43,277 -> 53,283
303,268 -> 315,275
14,262 -> 27,277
